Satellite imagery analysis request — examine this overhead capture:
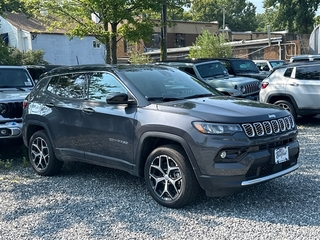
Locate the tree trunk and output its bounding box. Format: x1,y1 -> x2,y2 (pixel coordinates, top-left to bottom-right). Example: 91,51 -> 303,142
111,23 -> 117,64
103,22 -> 111,64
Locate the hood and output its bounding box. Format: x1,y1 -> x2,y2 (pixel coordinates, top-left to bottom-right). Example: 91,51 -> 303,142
0,88 -> 32,102
236,72 -> 269,81
226,75 -> 260,85
156,96 -> 288,123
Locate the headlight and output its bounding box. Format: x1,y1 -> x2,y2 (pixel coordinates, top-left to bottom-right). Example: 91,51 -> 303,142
0,103 -> 7,115
193,122 -> 242,135
240,85 -> 246,93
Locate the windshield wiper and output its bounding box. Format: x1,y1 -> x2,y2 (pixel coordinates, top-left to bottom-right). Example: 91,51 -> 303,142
183,93 -> 213,99
0,86 -> 26,91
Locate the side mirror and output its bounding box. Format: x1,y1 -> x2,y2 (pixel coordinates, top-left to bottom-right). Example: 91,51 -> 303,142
106,92 -> 136,105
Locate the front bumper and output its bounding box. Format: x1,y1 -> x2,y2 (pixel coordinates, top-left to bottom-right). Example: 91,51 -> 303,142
195,139 -> 299,197
0,121 -> 22,139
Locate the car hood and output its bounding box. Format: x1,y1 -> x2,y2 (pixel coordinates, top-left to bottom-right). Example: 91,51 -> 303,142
236,72 -> 269,81
156,96 -> 288,123
0,88 -> 32,102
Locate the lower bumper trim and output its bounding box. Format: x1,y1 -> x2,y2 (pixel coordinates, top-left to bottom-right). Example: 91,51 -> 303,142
241,164 -> 300,186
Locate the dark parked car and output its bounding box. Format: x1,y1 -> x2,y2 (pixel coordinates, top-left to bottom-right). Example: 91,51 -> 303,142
212,58 -> 270,81
0,66 -> 35,139
22,64 -> 299,208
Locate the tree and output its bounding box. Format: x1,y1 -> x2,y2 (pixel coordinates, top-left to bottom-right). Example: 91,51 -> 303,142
190,0 -> 258,32
188,30 -> 232,58
264,0 -> 320,33
0,0 -> 24,13
22,0 -> 189,64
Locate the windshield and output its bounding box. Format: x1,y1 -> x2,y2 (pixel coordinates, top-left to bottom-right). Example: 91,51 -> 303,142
232,60 -> 259,73
0,68 -> 34,88
196,62 -> 228,79
121,67 -> 222,101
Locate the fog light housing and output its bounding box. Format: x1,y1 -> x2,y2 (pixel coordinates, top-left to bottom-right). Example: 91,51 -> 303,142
0,129 -> 10,136
220,151 -> 227,159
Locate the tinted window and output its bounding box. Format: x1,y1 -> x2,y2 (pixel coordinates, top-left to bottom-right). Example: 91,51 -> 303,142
49,73 -> 88,99
88,72 -> 127,102
284,68 -> 293,77
295,66 -> 320,80
196,62 -> 227,78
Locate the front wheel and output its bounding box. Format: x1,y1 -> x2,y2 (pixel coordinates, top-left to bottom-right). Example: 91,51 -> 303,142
274,100 -> 297,119
28,130 -> 63,176
144,145 -> 199,208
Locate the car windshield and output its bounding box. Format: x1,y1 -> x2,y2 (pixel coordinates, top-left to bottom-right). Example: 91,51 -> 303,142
0,68 -> 34,88
196,62 -> 228,79
270,61 -> 285,68
120,67 -> 221,101
232,60 -> 259,73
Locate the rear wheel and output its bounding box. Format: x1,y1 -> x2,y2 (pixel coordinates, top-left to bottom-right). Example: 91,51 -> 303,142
274,100 -> 297,119
144,145 -> 199,208
28,130 -> 63,176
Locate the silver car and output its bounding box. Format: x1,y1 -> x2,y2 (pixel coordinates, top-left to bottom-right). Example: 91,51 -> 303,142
259,61 -> 320,119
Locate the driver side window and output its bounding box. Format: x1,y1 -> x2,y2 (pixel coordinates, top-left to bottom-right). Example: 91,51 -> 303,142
88,72 -> 127,102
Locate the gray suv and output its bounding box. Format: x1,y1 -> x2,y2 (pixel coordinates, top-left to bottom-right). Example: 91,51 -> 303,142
260,61 -> 320,119
0,66 -> 35,139
22,64 -> 299,208
158,60 -> 261,100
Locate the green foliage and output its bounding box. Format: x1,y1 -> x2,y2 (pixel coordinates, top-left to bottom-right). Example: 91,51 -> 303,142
264,0 -> 320,33
21,0 -> 189,64
190,0 -> 258,31
129,50 -> 152,64
0,42 -> 48,65
0,0 -> 25,13
0,159 -> 13,169
188,30 -> 232,58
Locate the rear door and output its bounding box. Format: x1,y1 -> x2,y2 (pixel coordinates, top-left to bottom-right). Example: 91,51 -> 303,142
44,73 -> 87,160
289,65 -> 320,109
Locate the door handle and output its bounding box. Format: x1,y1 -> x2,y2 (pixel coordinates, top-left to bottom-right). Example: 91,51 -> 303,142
45,103 -> 55,108
289,83 -> 299,86
82,108 -> 95,114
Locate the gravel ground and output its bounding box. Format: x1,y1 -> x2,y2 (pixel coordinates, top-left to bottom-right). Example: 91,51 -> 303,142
0,117 -> 320,240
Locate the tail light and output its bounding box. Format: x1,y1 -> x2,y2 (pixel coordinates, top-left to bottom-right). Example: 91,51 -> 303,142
23,99 -> 28,109
261,82 -> 269,89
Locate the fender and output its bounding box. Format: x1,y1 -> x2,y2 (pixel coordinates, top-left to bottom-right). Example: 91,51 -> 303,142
135,131 -> 202,178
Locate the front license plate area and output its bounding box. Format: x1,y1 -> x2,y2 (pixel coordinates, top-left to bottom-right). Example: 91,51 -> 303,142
274,146 -> 289,164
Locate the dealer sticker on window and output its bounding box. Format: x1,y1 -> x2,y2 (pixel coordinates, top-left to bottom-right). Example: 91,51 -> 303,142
275,146 -> 289,164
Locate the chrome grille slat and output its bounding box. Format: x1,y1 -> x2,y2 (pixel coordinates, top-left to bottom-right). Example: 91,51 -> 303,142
242,116 -> 295,137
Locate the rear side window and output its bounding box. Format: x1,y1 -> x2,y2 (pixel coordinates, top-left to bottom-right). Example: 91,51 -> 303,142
295,66 -> 320,80
47,73 -> 88,99
284,68 -> 293,77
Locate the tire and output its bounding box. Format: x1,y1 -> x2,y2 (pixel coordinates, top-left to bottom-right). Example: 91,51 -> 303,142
144,144 -> 199,208
274,100 -> 297,119
28,130 -> 63,176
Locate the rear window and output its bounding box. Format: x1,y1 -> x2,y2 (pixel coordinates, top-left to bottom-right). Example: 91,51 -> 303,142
0,68 -> 34,88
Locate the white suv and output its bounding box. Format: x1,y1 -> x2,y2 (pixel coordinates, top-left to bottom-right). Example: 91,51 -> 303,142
0,66 -> 35,139
259,62 -> 320,119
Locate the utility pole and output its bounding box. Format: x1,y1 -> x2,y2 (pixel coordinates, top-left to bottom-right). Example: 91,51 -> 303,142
160,4 -> 167,61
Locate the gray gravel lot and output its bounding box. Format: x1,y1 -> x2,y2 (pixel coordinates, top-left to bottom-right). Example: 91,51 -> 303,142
0,117 -> 320,240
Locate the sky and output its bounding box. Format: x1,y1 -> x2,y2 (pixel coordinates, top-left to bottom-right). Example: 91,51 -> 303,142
250,0 -> 265,14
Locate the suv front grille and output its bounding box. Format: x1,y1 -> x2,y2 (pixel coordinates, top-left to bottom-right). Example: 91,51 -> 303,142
242,115 -> 295,137
0,102 -> 23,119
242,82 -> 260,94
